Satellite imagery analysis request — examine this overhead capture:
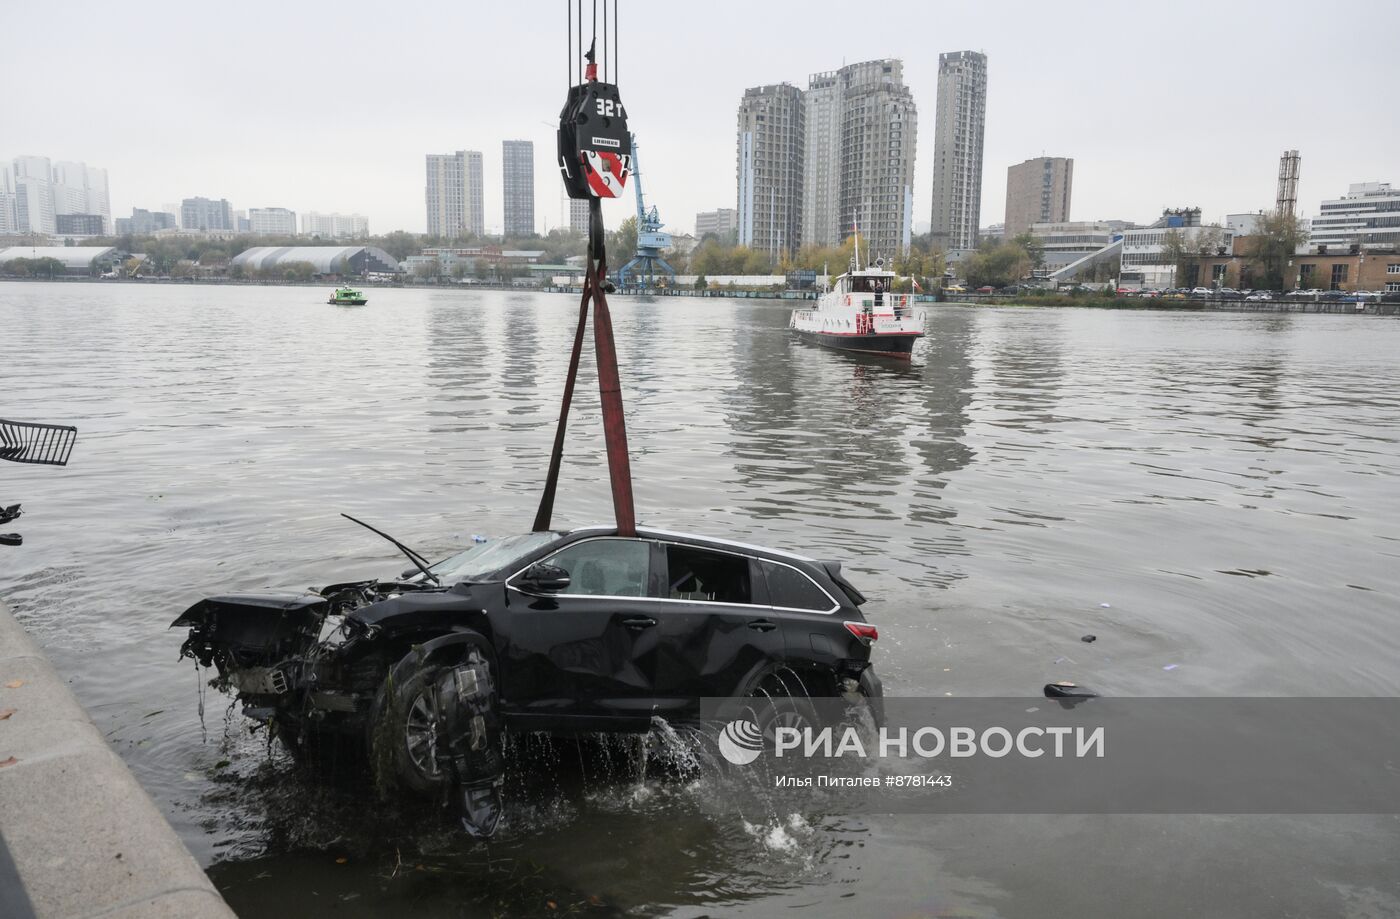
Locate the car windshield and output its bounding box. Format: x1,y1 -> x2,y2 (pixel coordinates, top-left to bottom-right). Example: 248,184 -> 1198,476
420,531 -> 564,584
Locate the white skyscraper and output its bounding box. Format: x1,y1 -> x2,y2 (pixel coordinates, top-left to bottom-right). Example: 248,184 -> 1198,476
426,150 -> 484,238
301,212 -> 369,238
51,161 -> 111,233
249,207 -> 298,236
12,156 -> 55,235
930,51 -> 988,251
0,166 -> 15,234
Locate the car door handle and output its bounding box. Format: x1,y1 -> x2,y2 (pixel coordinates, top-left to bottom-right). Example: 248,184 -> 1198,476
747,619 -> 778,632
622,616 -> 658,630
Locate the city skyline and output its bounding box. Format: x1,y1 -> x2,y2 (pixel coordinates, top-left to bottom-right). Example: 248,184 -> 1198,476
4,0 -> 1397,237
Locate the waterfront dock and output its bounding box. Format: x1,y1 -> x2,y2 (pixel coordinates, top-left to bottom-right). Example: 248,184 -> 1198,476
0,600 -> 234,919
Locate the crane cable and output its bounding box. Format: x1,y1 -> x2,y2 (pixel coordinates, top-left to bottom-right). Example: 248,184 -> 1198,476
534,0 -> 635,537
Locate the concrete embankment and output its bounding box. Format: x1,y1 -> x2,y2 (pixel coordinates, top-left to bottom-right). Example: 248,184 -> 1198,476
0,599 -> 234,918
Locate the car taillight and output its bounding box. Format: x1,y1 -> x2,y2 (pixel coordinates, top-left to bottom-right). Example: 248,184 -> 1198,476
844,621 -> 878,643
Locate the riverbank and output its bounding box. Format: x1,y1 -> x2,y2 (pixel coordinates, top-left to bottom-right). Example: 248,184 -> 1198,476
4,275 -> 1398,314
951,292 -> 1400,315
0,600 -> 234,919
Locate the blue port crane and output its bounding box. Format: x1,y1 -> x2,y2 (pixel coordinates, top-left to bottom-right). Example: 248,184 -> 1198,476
615,134 -> 676,289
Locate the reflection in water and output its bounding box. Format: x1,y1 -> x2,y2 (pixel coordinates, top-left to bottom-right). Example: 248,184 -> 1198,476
3,287 -> 1400,918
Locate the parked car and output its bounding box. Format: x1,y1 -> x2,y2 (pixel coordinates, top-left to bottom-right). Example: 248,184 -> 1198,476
171,524 -> 882,834
976,285 -> 995,294
1245,291 -> 1273,301
996,285 -> 1019,295
944,284 -> 966,294
1320,290 -> 1347,301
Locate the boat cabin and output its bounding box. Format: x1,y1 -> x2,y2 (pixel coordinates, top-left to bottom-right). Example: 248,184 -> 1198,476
837,268 -> 897,295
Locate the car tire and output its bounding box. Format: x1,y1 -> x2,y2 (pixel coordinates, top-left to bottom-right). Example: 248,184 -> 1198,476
368,632 -> 501,800
742,665 -> 824,744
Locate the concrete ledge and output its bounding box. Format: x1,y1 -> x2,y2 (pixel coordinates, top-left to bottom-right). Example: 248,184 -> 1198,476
0,599 -> 235,919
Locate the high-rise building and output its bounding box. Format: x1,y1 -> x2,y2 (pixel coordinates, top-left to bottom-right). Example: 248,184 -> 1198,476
695,207 -> 738,241
249,207 -> 297,236
180,197 -> 234,232
301,212 -> 369,238
425,150 -> 484,238
115,208 -> 178,236
12,156 -> 56,235
929,51 -> 988,251
802,70 -> 843,248
800,60 -> 917,256
569,198 -> 590,235
51,161 -> 111,233
1310,182 -> 1400,250
502,140 -> 535,237
837,60 -> 917,259
54,214 -> 106,236
1004,156 -> 1073,239
736,83 -> 804,259
0,167 -> 16,234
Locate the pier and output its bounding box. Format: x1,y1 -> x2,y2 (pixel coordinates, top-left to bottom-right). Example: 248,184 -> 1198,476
0,600 -> 233,919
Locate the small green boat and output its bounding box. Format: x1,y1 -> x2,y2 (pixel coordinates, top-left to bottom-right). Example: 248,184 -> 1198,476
328,287 -> 367,305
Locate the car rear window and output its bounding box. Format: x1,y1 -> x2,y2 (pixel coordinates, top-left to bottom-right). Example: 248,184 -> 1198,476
760,561 -> 835,612
666,545 -> 751,604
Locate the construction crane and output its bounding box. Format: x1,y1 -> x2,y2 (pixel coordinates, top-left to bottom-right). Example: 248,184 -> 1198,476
615,133 -> 676,289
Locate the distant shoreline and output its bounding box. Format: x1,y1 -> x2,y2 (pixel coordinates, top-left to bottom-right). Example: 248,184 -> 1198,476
3,277 -> 1396,315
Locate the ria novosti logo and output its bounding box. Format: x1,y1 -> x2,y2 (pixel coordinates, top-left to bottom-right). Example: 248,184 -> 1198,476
717,719 -> 765,765
716,717 -> 1105,764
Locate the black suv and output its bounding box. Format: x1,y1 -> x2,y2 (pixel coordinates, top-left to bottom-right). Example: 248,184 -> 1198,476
172,525 -> 881,833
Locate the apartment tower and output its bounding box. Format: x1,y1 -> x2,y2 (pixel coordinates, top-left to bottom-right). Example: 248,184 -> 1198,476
736,83 -> 805,259
1004,156 -> 1073,239
502,140 -> 535,237
425,150 -> 484,238
929,51 -> 988,251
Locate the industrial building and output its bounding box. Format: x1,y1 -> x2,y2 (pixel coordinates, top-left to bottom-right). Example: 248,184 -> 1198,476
0,245 -> 123,275
1309,182 -> 1400,251
230,245 -> 399,277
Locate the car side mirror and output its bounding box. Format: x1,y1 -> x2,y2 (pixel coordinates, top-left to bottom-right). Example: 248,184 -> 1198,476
517,563 -> 571,594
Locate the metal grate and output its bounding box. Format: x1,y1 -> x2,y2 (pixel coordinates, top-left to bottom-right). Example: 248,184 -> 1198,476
0,419 -> 78,466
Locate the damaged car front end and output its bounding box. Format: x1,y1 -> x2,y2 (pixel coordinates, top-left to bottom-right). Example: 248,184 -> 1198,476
173,525 -> 882,837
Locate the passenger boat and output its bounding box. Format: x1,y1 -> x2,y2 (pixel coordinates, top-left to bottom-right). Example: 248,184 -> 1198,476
788,257 -> 924,358
328,287 -> 367,305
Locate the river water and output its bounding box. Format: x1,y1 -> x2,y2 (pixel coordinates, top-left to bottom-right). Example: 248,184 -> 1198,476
3,282 -> 1399,917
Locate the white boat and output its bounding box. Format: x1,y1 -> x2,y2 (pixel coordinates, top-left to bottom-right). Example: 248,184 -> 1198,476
788,257 -> 925,359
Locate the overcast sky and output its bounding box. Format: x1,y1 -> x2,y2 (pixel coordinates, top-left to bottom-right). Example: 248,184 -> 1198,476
6,0 -> 1397,237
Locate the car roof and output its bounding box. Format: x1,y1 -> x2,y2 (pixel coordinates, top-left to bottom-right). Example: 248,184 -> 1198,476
562,524 -> 818,563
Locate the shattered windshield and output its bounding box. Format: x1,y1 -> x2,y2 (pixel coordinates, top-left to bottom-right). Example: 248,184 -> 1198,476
421,532 -> 564,584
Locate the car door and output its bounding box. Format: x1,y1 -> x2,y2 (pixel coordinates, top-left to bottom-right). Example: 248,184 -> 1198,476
647,541 -> 784,714
503,536 -> 662,725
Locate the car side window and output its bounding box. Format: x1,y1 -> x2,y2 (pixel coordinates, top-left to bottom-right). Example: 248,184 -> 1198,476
760,561 -> 836,612
540,539 -> 650,597
666,545 -> 752,604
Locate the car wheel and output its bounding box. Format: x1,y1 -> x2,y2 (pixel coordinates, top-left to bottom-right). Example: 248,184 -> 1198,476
369,633 -> 501,800
743,666 -> 823,744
